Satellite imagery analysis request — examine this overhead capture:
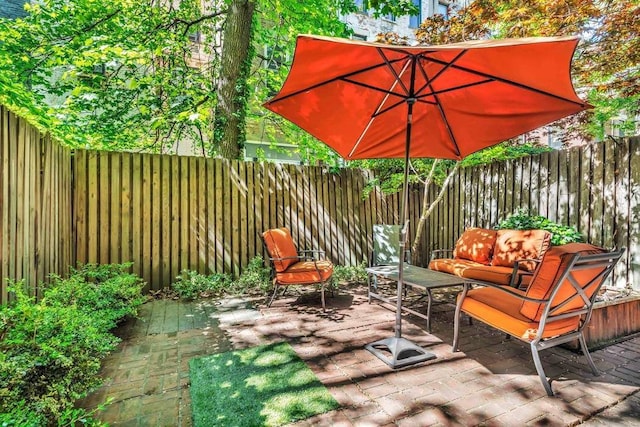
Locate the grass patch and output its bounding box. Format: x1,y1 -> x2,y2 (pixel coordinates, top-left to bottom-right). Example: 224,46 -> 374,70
189,342 -> 339,426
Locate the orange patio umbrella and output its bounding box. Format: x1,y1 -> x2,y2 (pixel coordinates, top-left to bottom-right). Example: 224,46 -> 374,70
264,34 -> 590,368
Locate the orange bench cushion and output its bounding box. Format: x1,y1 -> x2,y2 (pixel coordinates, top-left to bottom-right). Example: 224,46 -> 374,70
429,258 -> 532,287
520,243 -> 605,321
275,260 -> 333,285
491,229 -> 551,272
459,286 -> 580,341
453,228 -> 497,265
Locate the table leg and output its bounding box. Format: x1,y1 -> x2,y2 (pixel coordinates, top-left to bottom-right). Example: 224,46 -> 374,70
426,288 -> 433,332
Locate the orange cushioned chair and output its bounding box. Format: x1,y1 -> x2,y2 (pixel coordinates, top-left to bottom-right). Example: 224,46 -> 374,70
262,227 -> 334,311
452,243 -> 624,396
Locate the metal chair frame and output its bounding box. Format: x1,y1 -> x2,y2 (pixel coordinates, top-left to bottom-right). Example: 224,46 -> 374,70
261,230 -> 333,311
453,248 -> 625,396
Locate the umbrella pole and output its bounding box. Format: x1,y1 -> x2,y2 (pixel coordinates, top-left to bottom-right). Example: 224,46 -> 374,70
365,98 -> 436,369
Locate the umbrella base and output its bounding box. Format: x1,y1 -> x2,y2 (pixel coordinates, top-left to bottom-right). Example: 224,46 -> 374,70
365,336 -> 436,369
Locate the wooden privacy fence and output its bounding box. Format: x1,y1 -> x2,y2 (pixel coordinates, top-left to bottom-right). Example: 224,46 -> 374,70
0,107 -> 73,303
73,151 -> 423,291
1,102 -> 639,301
421,136 -> 640,291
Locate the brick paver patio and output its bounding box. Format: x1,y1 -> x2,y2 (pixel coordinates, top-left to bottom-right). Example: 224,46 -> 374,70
78,285 -> 640,426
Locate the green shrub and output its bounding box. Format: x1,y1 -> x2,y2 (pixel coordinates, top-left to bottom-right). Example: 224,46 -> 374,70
45,263 -> 147,330
332,262 -> 368,286
496,210 -> 585,246
0,286 -> 118,422
173,270 -> 232,300
0,264 -> 145,425
173,256 -> 271,299
233,256 -> 272,294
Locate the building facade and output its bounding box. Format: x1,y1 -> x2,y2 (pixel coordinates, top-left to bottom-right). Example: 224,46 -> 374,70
0,0 -> 29,19
343,0 -> 470,42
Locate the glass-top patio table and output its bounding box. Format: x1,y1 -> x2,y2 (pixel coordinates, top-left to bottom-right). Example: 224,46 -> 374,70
366,264 -> 470,332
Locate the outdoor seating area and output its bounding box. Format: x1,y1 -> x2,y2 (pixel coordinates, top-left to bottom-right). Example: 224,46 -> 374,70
77,284 -> 640,425
429,227 -> 552,288
1,3 -> 639,424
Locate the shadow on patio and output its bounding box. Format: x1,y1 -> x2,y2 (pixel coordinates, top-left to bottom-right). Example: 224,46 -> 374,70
78,285 -> 640,426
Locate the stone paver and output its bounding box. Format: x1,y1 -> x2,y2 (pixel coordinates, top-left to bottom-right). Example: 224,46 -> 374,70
78,285 -> 640,426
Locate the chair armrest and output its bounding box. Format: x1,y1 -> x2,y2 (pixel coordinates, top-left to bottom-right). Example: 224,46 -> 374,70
509,258 -> 543,288
268,255 -> 303,263
299,249 -> 326,260
430,249 -> 453,261
459,280 -> 550,304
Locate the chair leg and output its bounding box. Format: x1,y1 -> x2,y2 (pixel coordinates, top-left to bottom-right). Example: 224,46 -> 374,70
531,341 -> 554,396
453,300 -> 463,352
320,283 -> 326,311
267,281 -> 279,307
579,333 -> 599,376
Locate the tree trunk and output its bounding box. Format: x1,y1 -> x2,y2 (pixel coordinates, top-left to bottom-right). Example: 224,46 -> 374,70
411,161 -> 461,256
214,0 -> 255,159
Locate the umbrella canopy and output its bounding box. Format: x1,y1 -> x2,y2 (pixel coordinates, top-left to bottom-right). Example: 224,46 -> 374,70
263,34 -> 590,369
264,34 -> 590,161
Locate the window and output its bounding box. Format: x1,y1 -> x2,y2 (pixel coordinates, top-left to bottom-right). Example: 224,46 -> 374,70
437,2 -> 449,18
383,12 -> 396,22
409,0 -> 422,28
354,0 -> 369,13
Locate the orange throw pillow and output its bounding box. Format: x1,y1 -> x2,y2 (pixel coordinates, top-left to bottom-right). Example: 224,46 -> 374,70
453,228 -> 497,265
491,229 -> 551,271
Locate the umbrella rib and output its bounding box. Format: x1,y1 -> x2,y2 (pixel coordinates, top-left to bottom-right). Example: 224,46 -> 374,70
415,50 -> 468,96
348,58 -> 413,158
372,99 -> 407,118
417,56 -> 462,157
264,57 -> 409,105
422,56 -> 587,106
417,78 -> 494,100
341,77 -> 407,99
377,47 -> 412,96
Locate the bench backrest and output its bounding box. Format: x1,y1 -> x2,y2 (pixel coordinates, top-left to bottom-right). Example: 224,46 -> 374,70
520,243 -> 623,321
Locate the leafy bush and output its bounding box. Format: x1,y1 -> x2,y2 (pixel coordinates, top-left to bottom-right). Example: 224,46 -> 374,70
0,264 -> 145,425
496,210 -> 585,246
173,256 -> 271,299
173,270 -> 233,300
0,286 -> 118,422
45,263 -> 146,330
233,256 -> 272,294
332,262 -> 368,286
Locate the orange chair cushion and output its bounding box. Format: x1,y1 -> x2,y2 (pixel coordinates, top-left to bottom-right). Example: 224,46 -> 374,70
262,228 -> 299,272
275,260 -> 333,285
452,228 -> 497,265
520,243 -> 605,321
459,286 -> 581,341
491,229 -> 551,271
429,258 -> 532,286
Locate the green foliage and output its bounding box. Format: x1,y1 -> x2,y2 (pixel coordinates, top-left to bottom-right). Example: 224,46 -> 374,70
0,264 -> 145,424
173,270 -> 233,300
0,288 -> 114,422
355,142 -> 550,196
331,262 -> 368,286
173,256 -> 271,299
45,263 -> 147,330
234,256 -> 272,294
496,210 -> 585,246
0,399 -> 110,426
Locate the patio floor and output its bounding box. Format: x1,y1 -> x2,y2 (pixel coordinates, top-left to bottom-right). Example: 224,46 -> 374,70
78,284 -> 640,426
